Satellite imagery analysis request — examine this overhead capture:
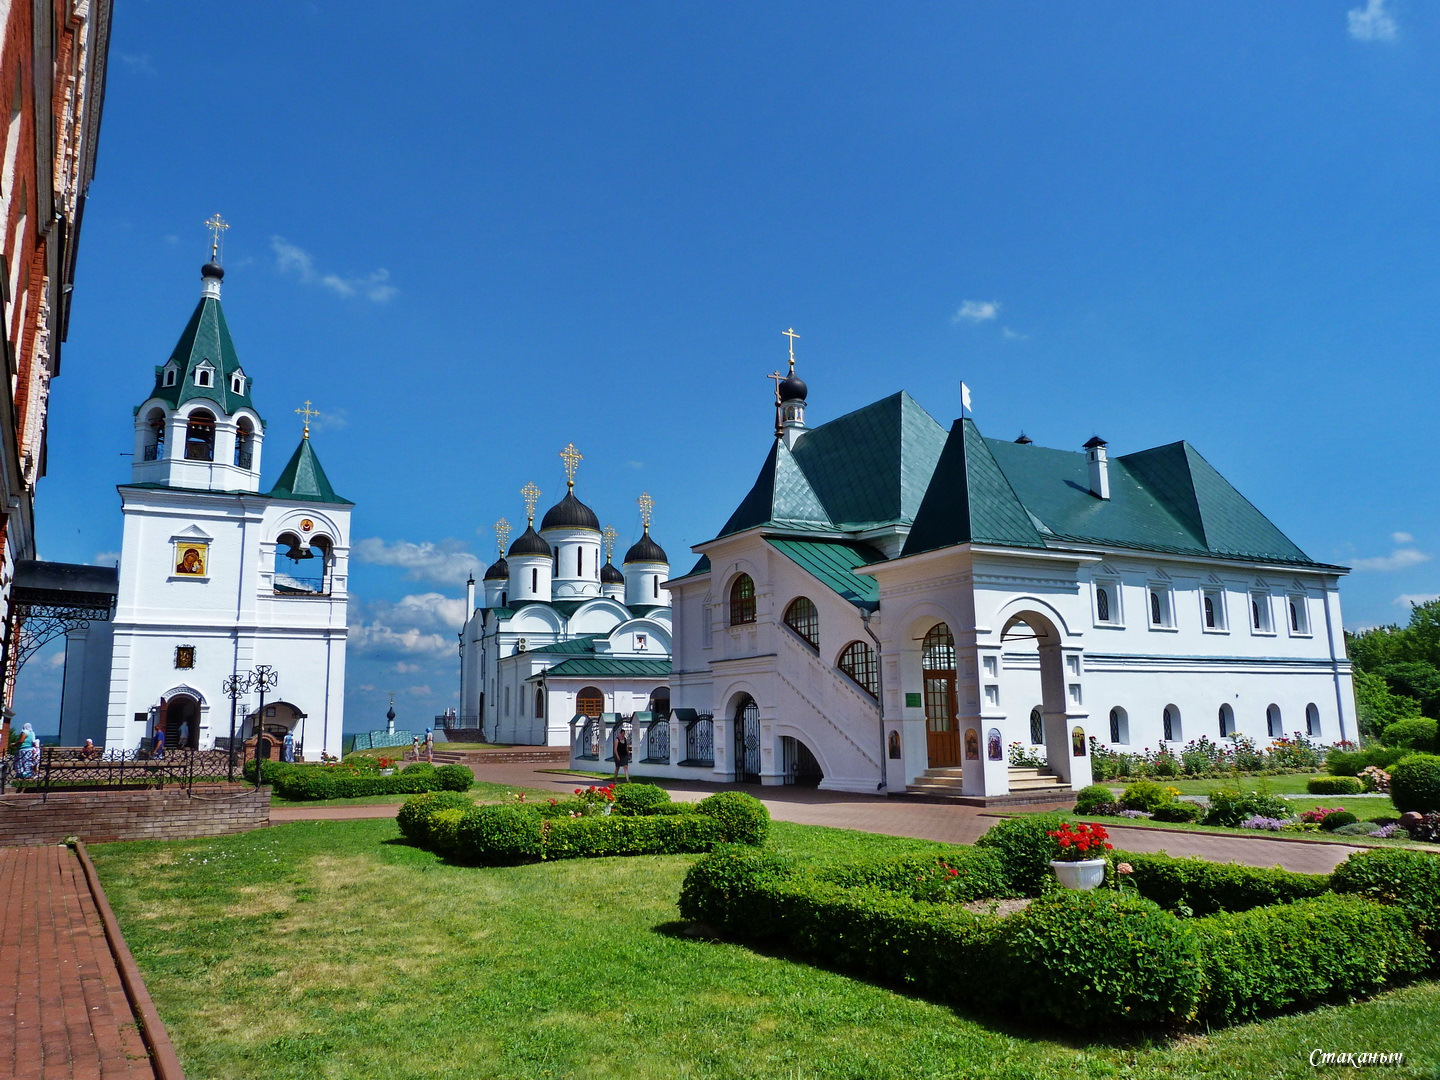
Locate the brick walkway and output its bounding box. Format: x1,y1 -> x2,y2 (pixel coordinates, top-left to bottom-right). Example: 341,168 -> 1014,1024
270,762 -> 1368,875
0,845 -> 158,1080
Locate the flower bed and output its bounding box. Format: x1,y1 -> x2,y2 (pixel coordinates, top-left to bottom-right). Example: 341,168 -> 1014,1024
678,831 -> 1438,1029
397,783 -> 768,863
1089,732 -> 1334,781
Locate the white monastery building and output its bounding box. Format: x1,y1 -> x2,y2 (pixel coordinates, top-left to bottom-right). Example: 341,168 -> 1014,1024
656,345 -> 1356,796
457,448 -> 671,751
62,251 -> 352,760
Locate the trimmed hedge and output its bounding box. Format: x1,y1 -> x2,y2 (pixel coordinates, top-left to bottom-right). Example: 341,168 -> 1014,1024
611,783 -> 672,814
1390,753 -> 1440,813
817,849 -> 1016,904
1151,801 -> 1202,823
1072,783 -> 1116,815
396,790 -> 474,843
974,812 -> 1070,896
1111,850 -> 1329,915
1331,848 -> 1440,957
1193,895 -> 1429,1022
243,760 -> 473,800
1306,775 -> 1363,795
1326,745 -> 1409,777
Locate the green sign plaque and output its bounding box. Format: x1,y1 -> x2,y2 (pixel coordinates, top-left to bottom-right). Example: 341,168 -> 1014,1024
905,692 -> 922,708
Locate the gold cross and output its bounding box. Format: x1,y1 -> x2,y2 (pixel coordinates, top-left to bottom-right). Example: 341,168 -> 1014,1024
782,327 -> 800,374
602,524 -> 618,561
495,518 -> 512,555
520,482 -> 541,525
204,213 -> 229,261
295,400 -> 320,438
767,371 -> 784,403
559,443 -> 582,489
637,492 -> 654,531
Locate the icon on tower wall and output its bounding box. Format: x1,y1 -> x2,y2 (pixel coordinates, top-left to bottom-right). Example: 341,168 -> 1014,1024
173,542 -> 208,576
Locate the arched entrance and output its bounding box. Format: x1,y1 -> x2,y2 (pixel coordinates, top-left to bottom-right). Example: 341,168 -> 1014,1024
921,623 -> 959,767
999,607 -> 1083,787
734,694 -> 761,783
163,694 -> 200,749
647,688 -> 670,718
781,735 -> 823,786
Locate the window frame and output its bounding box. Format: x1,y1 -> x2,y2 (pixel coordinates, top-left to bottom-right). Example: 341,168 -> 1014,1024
837,640 -> 879,698
1200,587 -> 1228,633
1249,591 -> 1275,635
728,574 -> 756,626
782,596 -> 820,651
1286,594 -> 1311,637
1147,584 -> 1176,631
1108,706 -> 1129,745
1093,579 -> 1122,627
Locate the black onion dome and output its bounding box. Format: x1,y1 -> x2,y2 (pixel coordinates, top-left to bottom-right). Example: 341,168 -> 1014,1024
508,525 -> 551,557
600,559 -> 625,584
484,557 -> 510,581
624,530 -> 668,564
779,373 -> 807,401
202,261 -> 225,280
540,489 -> 600,532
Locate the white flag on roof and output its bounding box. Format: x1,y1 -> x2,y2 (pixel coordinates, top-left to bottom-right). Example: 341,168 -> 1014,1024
960,381 -> 972,412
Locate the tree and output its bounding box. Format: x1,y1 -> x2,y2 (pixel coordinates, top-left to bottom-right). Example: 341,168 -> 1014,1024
1353,669 -> 1424,740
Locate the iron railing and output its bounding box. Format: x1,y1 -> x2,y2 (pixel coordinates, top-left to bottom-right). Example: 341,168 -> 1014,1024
683,716 -> 714,767
143,442 -> 162,462
644,716 -> 670,763
184,443 -> 214,462
6,747 -> 237,798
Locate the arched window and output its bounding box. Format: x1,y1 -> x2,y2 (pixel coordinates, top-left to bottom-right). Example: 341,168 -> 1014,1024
184,409 -> 216,461
922,623 -> 956,670
1219,703 -> 1235,737
576,687 -> 604,717
1109,706 -> 1128,744
648,688 -> 670,718
1029,707 -> 1043,745
1289,600 -> 1301,632
729,574 -> 756,625
234,417 -> 254,468
1266,703 -> 1281,738
1203,595 -> 1216,628
1149,590 -> 1163,625
1096,587 -> 1110,623
1251,598 -> 1262,629
531,568 -> 538,593
838,640 -> 878,697
534,687 -> 544,719
144,408 -> 166,461
1163,705 -> 1180,743
163,367 -> 176,387
1305,702 -> 1320,737
783,596 -> 819,649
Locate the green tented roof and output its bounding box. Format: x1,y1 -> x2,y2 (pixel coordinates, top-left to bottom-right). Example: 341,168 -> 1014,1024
531,657 -> 671,679
267,437 -> 352,505
766,538 -> 884,611
144,294 -> 258,416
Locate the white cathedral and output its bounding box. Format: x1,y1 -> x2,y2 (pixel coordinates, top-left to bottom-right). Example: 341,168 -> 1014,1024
653,343 -> 1357,797
456,450 -> 672,748
61,255 -> 352,760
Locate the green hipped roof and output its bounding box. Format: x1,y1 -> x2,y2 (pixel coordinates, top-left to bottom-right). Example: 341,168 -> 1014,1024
528,657 -> 671,680
719,392 -> 949,537
267,437 -> 352,505
144,293 -> 258,416
766,538 -> 883,611
902,418 -> 1328,567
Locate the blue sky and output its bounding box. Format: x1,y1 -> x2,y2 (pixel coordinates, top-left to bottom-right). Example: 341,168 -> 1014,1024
19,1 -> 1440,733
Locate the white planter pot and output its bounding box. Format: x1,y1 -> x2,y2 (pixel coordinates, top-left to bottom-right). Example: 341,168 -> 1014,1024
1050,858 -> 1107,890
379,768 -> 395,776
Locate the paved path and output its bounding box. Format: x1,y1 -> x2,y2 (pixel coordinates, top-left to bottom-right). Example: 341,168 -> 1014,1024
270,762 -> 1368,875
0,846 -> 157,1080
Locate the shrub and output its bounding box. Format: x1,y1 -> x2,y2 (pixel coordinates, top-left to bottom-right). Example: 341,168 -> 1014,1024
611,782 -> 672,815
1120,780 -> 1176,813
1319,810 -> 1358,831
1327,745 -> 1408,777
1332,821 -> 1380,836
1072,784 -> 1116,815
975,812 -> 1071,896
997,890 -> 1202,1027
451,805 -> 544,862
543,813 -> 723,858
428,807 -> 469,854
395,790 -> 474,842
1114,850 -> 1329,915
695,791 -> 769,845
818,849 -> 1016,904
1332,848 -> 1440,956
1306,775 -> 1363,795
1400,810 -> 1440,841
1381,717 -> 1439,752
433,763 -> 474,791
1359,765 -> 1391,793
1390,753 -> 1440,813
1151,801 -> 1202,823
1240,816 -> 1287,831
1193,894 -> 1430,1022
678,848 -> 799,934
401,761 -> 436,777
1202,787 -> 1292,827
1300,806 -> 1347,824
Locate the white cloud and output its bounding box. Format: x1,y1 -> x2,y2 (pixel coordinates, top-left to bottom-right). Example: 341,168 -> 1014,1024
308,406 -> 349,434
394,662 -> 421,674
349,621 -> 452,657
1395,594 -> 1439,608
1349,0 -> 1398,42
271,236 -> 398,302
353,538 -> 479,584
375,592 -> 469,630
405,685 -> 434,698
953,300 -> 1000,323
118,52 -> 157,75
92,551 -> 120,566
1393,532 -> 1414,544
1351,548 -> 1431,572
47,652 -> 67,670
1001,327 -> 1028,341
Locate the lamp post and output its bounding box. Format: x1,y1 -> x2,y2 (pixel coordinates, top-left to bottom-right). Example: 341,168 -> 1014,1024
220,672 -> 248,782
249,665 -> 280,791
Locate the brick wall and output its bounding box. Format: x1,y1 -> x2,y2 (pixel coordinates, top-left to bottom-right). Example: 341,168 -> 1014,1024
0,784 -> 271,846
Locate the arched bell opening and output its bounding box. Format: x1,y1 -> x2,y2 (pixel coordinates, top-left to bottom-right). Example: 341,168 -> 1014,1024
273,532 -> 333,596
142,407 -> 167,462
184,409 -> 216,462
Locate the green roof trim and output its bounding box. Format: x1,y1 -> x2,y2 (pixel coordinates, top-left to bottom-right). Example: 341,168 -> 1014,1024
766,537 -> 884,611
532,657 -> 671,679
525,635 -> 602,656
679,555 -> 712,579
267,437 -> 352,505
144,294 -> 258,416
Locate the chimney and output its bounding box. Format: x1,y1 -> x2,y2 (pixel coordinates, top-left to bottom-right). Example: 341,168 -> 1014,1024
1084,436 -> 1110,499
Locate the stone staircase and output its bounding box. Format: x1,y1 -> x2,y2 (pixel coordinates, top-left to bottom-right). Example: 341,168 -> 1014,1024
898,765 -> 1071,807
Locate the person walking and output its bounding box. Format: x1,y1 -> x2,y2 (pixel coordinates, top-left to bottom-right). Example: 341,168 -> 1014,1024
424,728 -> 434,763
612,723 -> 632,781
282,730 -> 295,763
152,726 -> 165,760
15,723 -> 39,778
411,733 -> 421,762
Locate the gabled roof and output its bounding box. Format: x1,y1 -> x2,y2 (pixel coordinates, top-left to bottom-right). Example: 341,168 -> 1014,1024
718,392 -> 948,537
145,293 -> 258,416
766,537 -> 883,611
267,437 -> 352,506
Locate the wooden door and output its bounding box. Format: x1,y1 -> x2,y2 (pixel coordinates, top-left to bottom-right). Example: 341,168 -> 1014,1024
923,673 -> 960,767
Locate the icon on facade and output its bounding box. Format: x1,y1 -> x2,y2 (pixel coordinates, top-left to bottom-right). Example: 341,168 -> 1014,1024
987,727 -> 1003,761
888,731 -> 901,759
174,542 -> 208,576
174,645 -> 195,670
1072,726 -> 1086,756
964,728 -> 980,760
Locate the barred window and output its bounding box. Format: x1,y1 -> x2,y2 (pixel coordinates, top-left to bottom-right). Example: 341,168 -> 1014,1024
838,640 -> 878,698
1029,707 -> 1043,745
729,574 -> 756,625
1096,586 -> 1111,622
783,596 -> 819,649
921,623 -> 955,670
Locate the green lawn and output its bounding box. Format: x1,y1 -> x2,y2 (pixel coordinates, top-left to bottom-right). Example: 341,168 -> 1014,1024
88,818 -> 1440,1080
268,779 -> 549,808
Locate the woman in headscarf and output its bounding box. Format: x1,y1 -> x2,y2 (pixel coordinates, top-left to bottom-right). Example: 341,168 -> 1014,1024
15,723 -> 39,778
